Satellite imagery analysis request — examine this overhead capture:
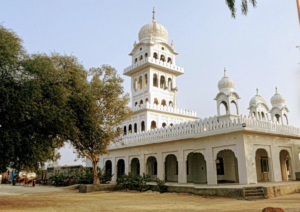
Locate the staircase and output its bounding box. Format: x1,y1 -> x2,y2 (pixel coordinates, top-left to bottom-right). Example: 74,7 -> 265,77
243,187 -> 266,200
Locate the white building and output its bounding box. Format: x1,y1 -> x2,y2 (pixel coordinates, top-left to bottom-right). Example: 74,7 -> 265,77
89,9 -> 300,185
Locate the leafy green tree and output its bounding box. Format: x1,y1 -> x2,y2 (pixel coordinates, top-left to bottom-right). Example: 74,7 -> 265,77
226,0 -> 257,18
70,65 -> 132,185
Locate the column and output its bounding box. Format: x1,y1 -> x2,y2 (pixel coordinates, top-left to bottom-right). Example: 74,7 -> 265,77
111,157 -> 116,182
206,147 -> 217,185
178,150 -> 184,183
157,152 -> 164,180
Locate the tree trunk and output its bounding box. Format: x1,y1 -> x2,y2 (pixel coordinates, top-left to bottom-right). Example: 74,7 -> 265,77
92,160 -> 100,185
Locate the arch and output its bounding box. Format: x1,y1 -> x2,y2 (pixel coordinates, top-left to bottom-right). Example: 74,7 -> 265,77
165,154 -> 178,182
186,152 -> 207,184
168,78 -> 172,91
145,98 -> 149,103
146,156 -> 157,181
169,101 -> 173,107
128,124 -> 132,134
170,123 -> 173,126
275,114 -> 280,123
160,75 -> 165,89
105,160 -> 112,179
138,76 -> 142,90
141,121 -> 145,132
139,55 -> 143,61
160,54 -> 165,62
151,121 -> 156,130
219,101 -> 228,115
230,101 -> 238,115
255,149 -> 270,182
117,159 -> 125,177
153,74 -> 158,87
161,99 -> 166,106
130,158 -> 140,176
162,122 -> 166,128
167,57 -> 172,64
279,150 -> 292,181
283,114 -> 288,125
133,78 -> 137,91
143,74 -> 148,88
140,100 -> 143,105
134,58 -> 137,64
261,112 -> 265,120
123,126 -> 127,135
135,102 -> 138,107
134,123 -> 137,133
153,52 -> 158,59
253,111 -> 256,118
145,53 -> 148,58
216,150 -> 239,184
154,98 -> 159,105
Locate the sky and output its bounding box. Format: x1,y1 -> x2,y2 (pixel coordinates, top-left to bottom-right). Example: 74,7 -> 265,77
1,0 -> 299,166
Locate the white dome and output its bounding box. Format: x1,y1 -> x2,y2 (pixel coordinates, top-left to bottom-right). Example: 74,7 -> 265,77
271,87 -> 285,106
218,70 -> 235,92
138,21 -> 169,43
249,89 -> 268,107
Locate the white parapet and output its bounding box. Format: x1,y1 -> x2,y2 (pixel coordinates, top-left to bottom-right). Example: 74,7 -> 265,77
109,115 -> 300,149
133,102 -> 197,117
123,57 -> 184,75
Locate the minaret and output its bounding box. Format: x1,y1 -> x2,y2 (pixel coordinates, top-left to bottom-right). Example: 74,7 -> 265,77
270,87 -> 289,124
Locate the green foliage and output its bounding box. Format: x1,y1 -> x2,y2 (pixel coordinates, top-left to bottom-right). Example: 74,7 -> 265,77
49,172 -> 68,186
226,0 -> 257,18
99,169 -> 114,184
116,173 -> 151,192
156,178 -> 168,193
73,168 -> 93,184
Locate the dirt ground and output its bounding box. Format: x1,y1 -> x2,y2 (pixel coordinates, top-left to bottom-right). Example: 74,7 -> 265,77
1,186 -> 300,212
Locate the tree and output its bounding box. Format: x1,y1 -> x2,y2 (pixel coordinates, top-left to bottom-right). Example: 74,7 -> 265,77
70,65 -> 132,185
226,0 -> 257,18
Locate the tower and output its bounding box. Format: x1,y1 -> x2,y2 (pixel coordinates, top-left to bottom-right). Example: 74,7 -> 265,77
270,87 -> 289,125
121,8 -> 198,134
248,88 -> 270,121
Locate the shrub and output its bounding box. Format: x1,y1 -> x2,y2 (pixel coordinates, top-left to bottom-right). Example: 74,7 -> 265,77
49,172 -> 68,186
117,172 -> 151,191
156,178 -> 167,193
99,169 -> 114,184
74,168 -> 93,184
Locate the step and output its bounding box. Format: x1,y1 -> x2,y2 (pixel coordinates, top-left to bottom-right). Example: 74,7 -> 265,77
245,190 -> 264,194
245,193 -> 265,197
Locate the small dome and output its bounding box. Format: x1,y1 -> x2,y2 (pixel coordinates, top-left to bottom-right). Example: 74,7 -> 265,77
249,88 -> 268,107
218,69 -> 235,91
138,21 -> 169,43
271,87 -> 285,106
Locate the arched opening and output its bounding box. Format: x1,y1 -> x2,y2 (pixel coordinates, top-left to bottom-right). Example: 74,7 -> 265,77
275,114 -> 280,123
151,121 -> 156,130
117,159 -> 125,178
143,74 -> 147,88
279,150 -> 292,181
145,98 -> 149,103
138,76 -> 142,90
161,99 -> 166,106
153,74 -> 158,87
283,114 -> 288,125
165,154 -> 178,182
139,55 -> 143,61
219,101 -> 228,115
131,158 -> 140,176
141,121 -> 145,132
168,78 -> 172,91
135,102 -> 138,107
140,100 -> 143,105
134,58 -> 137,64
153,52 -> 158,59
170,123 -> 173,126
167,57 -> 172,64
123,126 -> 127,135
133,78 -> 137,91
162,122 -> 166,128
255,149 -> 270,182
253,111 -> 256,118
160,75 -> 165,89
216,150 -> 239,184
169,101 -> 173,107
186,153 -> 207,184
128,124 -> 132,134
160,55 -> 165,62
261,112 -> 265,120
230,101 -> 238,115
105,160 -> 112,181
146,156 -> 157,181
154,98 -> 159,105
145,53 -> 148,58
134,123 -> 137,133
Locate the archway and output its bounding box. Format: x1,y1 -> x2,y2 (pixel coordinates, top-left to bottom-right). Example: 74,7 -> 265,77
186,153 -> 207,184
275,114 -> 280,123
219,101 -> 228,115
154,98 -> 159,105
279,150 -> 292,181
230,101 -> 238,115
216,150 -> 239,183
134,123 -> 137,133
151,121 -> 156,130
128,124 -> 132,134
117,159 -> 125,178
165,154 -> 178,182
143,74 -> 147,88
123,126 -> 127,135
160,76 -> 165,89
153,52 -> 158,59
161,99 -> 166,106
131,158 -> 140,176
255,149 -> 271,182
146,156 -> 157,181
105,160 -> 112,181
153,74 -> 158,87
141,121 -> 145,132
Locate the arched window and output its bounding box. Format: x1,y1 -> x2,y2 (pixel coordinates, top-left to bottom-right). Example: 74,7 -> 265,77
140,100 -> 143,105
153,52 -> 158,59
161,47 -> 164,50
145,53 -> 148,58
123,126 -> 127,135
133,78 -> 137,91
145,98 -> 149,103
261,112 -> 265,120
230,101 -> 238,115
154,98 -> 159,105
160,76 -> 165,89
162,123 -> 166,128
160,55 -> 165,62
153,74 -> 158,87
168,78 -> 172,91
134,123 -> 137,133
170,123 -> 173,126
219,101 -> 228,115
134,58 -> 137,63
144,74 -> 148,88
135,102 -> 138,107
141,121 -> 145,132
253,111 -> 256,117
139,55 -> 143,61
161,99 -> 166,106
138,76 -> 142,90
128,124 -> 132,134
167,57 -> 172,64
151,121 -> 156,130
275,114 -> 280,123
169,101 -> 173,107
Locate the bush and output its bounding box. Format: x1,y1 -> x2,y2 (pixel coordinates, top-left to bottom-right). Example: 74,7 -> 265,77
49,172 -> 68,186
99,169 -> 114,184
156,178 -> 167,193
117,172 -> 151,191
74,168 -> 93,184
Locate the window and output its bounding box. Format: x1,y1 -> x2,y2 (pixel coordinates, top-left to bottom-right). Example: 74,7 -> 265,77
161,47 -> 164,50
139,55 -> 143,61
144,74 -> 147,88
162,122 -> 166,128
160,55 -> 165,62
134,123 -> 137,133
275,114 -> 280,122
161,99 -> 166,106
123,126 -> 127,135
170,123 -> 173,126
153,74 -> 158,87
140,100 -> 143,105
153,52 -> 158,59
140,47 -> 142,51
135,58 -> 137,63
145,98 -> 149,103
138,76 -> 142,90
260,157 -> 269,172
261,112 -> 265,120
154,98 -> 159,105
141,121 -> 145,132
145,53 -> 148,57
169,101 -> 173,107
128,125 -> 132,134
219,101 -> 228,115
135,102 -> 138,106
216,157 -> 224,175
151,121 -> 156,130
160,76 -> 165,89
167,57 -> 172,64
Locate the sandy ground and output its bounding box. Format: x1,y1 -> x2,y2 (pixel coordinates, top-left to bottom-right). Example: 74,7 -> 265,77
0,185 -> 300,212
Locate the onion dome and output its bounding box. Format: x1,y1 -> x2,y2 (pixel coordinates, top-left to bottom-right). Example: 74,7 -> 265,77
249,88 -> 268,108
271,87 -> 285,107
217,69 -> 235,93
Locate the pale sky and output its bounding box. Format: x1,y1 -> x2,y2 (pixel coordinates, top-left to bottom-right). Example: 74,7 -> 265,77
1,0 -> 299,166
